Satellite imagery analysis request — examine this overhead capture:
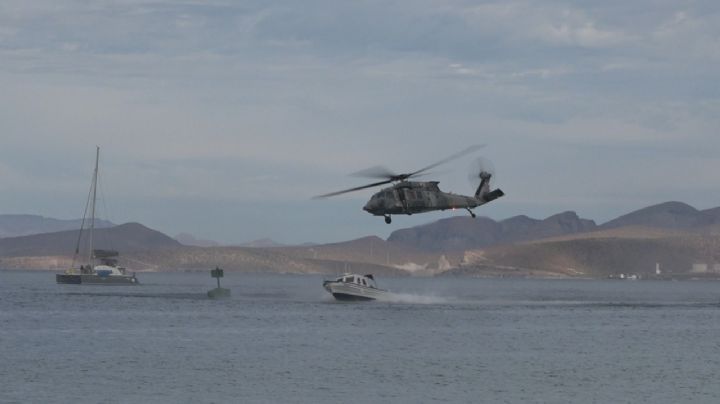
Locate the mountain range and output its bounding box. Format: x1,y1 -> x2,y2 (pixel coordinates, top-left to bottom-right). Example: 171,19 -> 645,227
601,202 -> 720,230
2,201 -> 720,278
388,201 -> 720,252
388,211 -> 597,251
0,222 -> 181,257
0,214 -> 114,238
173,232 -> 221,247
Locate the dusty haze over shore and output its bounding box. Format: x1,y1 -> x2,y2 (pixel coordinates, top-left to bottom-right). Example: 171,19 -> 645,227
3,201 -> 720,278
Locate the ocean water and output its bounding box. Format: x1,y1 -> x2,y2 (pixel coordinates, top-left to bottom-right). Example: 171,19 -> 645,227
2,271 -> 720,404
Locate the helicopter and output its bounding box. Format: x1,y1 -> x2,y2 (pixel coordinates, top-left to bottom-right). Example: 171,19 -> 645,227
314,145 -> 504,224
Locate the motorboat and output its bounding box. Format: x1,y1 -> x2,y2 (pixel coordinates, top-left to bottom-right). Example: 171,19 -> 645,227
323,273 -> 387,301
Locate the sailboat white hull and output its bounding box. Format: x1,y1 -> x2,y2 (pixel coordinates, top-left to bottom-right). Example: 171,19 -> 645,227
56,273 -> 139,285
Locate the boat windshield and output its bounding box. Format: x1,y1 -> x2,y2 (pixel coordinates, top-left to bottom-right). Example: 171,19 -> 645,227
337,275 -> 377,288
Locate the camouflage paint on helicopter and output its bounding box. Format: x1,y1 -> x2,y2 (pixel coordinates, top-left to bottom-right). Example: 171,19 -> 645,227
315,145 -> 504,224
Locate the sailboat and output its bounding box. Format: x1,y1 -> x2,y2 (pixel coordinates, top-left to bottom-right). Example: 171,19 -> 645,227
56,147 -> 139,285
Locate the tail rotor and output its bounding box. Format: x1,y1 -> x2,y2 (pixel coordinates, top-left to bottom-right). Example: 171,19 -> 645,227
468,156 -> 496,188
468,157 -> 504,202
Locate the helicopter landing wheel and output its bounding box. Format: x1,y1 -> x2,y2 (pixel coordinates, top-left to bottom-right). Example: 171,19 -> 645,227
384,215 -> 392,224
466,208 -> 476,218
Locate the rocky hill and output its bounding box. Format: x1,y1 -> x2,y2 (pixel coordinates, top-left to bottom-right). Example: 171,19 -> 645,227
0,214 -> 114,238
275,236 -> 458,275
0,222 -> 181,257
174,232 -> 221,247
388,201 -> 720,253
0,224 -> 424,275
237,238 -> 287,248
122,236 -> 460,275
448,227 -> 720,278
388,211 -> 597,251
126,245 -> 410,276
600,201 -> 719,230
703,207 -> 720,223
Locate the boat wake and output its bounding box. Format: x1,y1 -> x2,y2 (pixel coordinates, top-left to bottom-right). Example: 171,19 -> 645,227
63,291 -> 208,300
376,292 -> 450,304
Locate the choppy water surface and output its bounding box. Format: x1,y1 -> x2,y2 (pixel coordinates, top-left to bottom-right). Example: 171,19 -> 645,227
2,271 -> 720,403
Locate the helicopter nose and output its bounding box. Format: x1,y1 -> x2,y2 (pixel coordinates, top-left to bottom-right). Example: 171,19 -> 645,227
363,200 -> 376,213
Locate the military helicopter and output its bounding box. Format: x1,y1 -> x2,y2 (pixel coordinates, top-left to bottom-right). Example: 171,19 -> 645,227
314,145 -> 504,224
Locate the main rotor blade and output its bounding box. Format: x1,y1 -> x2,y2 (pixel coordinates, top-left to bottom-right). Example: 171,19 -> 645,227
407,144 -> 485,178
314,144 -> 485,199
350,165 -> 398,179
313,179 -> 393,199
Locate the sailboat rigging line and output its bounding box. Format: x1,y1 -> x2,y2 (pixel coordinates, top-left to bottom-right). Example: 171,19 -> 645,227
96,169 -> 116,255
71,160 -> 97,269
89,146 -> 99,266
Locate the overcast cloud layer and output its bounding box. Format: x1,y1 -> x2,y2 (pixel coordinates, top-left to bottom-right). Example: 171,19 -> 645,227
1,1 -> 719,244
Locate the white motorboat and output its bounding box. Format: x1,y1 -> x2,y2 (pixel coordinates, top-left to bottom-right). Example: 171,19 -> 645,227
323,273 -> 387,301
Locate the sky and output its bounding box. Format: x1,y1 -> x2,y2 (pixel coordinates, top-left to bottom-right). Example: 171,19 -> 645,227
1,0 -> 719,244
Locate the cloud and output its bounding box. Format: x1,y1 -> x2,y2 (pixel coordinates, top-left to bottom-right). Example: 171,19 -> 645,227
0,0 -> 719,242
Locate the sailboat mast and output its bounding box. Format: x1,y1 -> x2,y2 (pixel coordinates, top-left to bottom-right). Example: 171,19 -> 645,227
89,146 -> 99,266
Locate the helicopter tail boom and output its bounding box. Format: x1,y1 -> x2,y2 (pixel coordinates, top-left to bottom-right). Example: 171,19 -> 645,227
480,189 -> 505,203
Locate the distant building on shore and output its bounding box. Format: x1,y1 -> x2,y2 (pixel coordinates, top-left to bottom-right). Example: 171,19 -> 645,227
692,263 -> 708,273
690,263 -> 720,274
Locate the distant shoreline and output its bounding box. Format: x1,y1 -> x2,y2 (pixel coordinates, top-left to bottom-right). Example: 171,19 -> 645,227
5,267 -> 720,281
